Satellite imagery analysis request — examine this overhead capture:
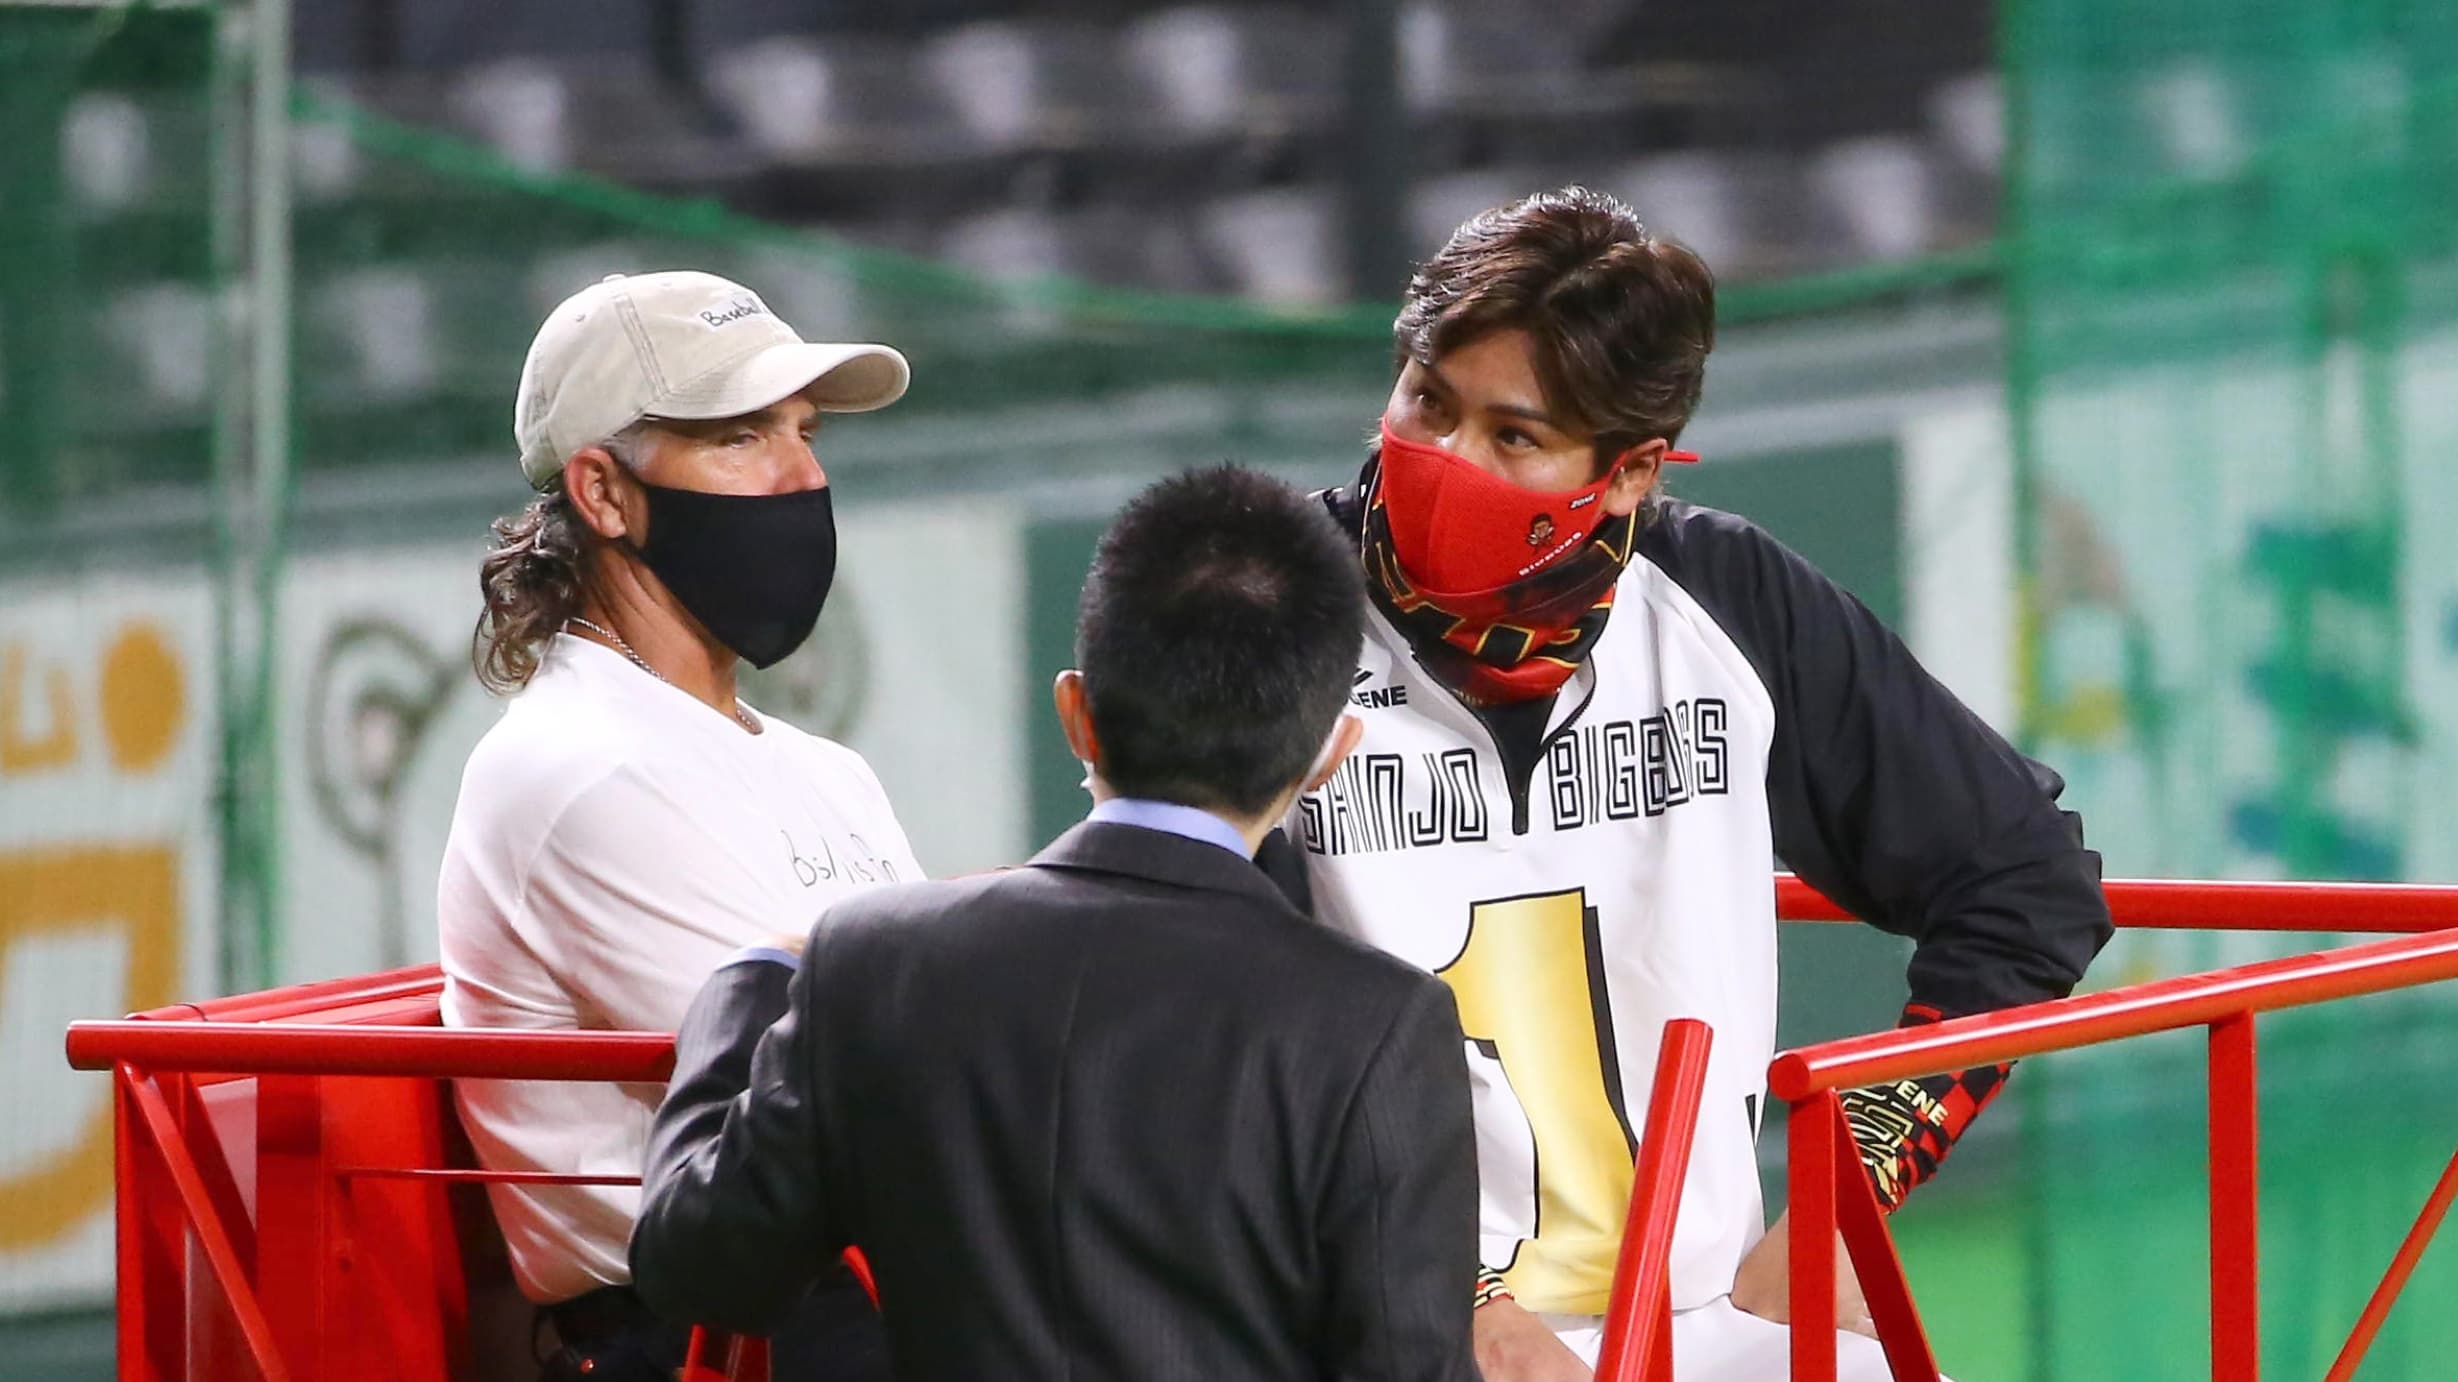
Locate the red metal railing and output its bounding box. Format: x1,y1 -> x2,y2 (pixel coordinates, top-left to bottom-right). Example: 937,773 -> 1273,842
69,874 -> 2458,1380
114,1063 -> 293,1380
77,1009 -> 1722,1382
66,1020 -> 675,1083
67,979 -> 766,1382
1594,1019 -> 1714,1382
1776,872 -> 2458,932
2325,1147 -> 2458,1382
1765,924 -> 2458,1381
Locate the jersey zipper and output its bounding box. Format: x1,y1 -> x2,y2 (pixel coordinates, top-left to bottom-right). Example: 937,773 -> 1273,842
1470,700 -> 1536,836
1412,653 -> 1602,836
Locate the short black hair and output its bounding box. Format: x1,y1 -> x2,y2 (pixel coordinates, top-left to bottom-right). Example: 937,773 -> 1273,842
1076,466 -> 1365,817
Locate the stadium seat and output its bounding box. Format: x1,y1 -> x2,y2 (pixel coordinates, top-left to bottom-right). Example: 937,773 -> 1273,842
1396,3 -> 1449,114
1807,134 -> 1942,263
1926,70 -> 2004,176
941,204 -> 1209,294
446,53 -> 748,184
292,80 -> 367,201
1197,186 -> 1342,305
2137,60 -> 2251,180
1120,5 -> 1340,141
59,92 -> 151,214
939,206 -> 1073,282
1397,0 -> 1588,117
709,35 -> 961,166
447,59 -> 572,173
99,285 -> 212,415
309,267 -> 441,403
1604,151 -> 1795,280
1406,167 -> 1548,258
918,19 -> 1132,154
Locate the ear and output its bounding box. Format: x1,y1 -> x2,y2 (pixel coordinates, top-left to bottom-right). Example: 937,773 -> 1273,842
1301,713 -> 1365,792
1599,438 -> 1669,518
1053,670 -> 1100,767
563,446 -> 644,542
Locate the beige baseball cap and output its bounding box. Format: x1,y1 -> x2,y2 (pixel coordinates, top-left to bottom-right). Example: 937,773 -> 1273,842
513,270 -> 911,490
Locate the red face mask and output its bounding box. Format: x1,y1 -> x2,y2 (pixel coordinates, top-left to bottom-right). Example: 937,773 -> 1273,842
1374,420 -> 1694,597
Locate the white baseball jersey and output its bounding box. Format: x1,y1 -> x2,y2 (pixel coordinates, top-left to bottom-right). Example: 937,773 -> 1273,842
1288,495 -> 2110,1317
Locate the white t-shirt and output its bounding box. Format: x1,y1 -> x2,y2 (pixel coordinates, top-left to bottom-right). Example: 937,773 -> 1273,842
438,634 -> 921,1303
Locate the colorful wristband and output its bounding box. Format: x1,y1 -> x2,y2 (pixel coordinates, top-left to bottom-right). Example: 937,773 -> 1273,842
1474,1266 -> 1514,1308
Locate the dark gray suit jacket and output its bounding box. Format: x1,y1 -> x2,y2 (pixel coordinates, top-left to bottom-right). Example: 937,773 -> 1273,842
631,820 -> 1480,1382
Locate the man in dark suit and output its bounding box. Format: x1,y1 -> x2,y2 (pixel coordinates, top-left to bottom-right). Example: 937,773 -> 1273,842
631,466 -> 1481,1381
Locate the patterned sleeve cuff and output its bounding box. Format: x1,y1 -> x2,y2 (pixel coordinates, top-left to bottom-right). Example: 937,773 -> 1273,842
1474,1266 -> 1514,1308
1841,1003 -> 2013,1212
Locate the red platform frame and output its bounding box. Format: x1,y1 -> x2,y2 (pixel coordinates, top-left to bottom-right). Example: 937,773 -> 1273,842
64,873 -> 2458,1381
1756,876 -> 2458,1382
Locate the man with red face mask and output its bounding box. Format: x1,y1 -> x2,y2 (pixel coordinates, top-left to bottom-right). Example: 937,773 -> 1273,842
1281,187 -> 2112,1380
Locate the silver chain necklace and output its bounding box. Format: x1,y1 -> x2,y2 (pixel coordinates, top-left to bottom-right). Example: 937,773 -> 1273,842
568,617 -> 760,733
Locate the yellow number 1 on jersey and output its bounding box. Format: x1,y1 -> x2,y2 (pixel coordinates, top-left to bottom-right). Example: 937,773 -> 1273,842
1437,888 -> 1637,1310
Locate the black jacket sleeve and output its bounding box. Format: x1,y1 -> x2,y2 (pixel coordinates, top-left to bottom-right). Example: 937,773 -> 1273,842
1641,503 -> 2114,1017
630,956 -> 844,1334
1316,980 -> 1481,1382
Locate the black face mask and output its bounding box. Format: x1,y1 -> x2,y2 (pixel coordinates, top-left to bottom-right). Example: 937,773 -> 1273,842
632,481 -> 837,669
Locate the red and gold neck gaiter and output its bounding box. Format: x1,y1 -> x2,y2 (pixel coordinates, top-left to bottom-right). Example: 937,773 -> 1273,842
1359,423 -> 1645,707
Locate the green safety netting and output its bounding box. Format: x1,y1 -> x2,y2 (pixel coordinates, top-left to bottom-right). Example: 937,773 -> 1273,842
2001,0 -> 2458,1376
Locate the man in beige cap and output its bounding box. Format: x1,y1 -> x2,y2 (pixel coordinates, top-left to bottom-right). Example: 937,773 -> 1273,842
438,271 -> 916,1381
